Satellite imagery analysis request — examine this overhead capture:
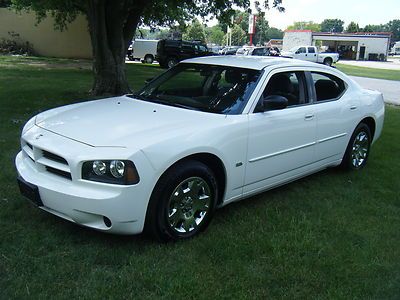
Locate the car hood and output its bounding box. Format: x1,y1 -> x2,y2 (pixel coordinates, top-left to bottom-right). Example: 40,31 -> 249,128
280,51 -> 294,57
35,96 -> 226,148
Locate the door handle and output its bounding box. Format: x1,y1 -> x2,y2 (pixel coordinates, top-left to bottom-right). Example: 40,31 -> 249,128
350,106 -> 357,110
304,114 -> 314,120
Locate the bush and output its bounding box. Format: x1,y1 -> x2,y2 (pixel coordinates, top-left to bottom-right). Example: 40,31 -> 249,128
0,31 -> 34,55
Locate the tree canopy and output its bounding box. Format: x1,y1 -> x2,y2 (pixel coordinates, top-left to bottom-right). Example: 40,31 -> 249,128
346,22 -> 359,33
286,21 -> 321,32
183,19 -> 207,43
320,19 -> 344,33
10,0 -> 284,96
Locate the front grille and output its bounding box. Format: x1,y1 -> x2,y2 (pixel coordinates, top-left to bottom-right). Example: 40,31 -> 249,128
22,139 -> 72,180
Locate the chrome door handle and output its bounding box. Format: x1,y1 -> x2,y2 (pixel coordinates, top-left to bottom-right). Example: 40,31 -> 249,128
304,114 -> 314,120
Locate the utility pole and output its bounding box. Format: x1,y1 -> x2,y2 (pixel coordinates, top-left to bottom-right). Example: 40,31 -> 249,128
248,14 -> 257,45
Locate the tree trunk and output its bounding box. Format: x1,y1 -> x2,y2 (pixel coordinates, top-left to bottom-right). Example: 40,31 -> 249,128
86,0 -> 144,96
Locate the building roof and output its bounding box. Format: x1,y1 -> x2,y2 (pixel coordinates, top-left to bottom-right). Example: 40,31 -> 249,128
312,32 -> 391,39
285,30 -> 312,33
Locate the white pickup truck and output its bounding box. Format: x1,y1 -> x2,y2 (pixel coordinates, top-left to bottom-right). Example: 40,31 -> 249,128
281,46 -> 339,66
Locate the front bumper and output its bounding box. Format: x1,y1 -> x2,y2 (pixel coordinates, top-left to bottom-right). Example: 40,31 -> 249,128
15,126 -> 156,235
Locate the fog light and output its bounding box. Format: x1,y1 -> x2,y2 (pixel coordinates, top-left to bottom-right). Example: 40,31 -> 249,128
92,160 -> 106,176
110,160 -> 125,178
103,216 -> 112,228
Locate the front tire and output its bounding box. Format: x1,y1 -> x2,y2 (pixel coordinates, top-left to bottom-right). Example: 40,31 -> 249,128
145,160 -> 218,241
341,123 -> 371,170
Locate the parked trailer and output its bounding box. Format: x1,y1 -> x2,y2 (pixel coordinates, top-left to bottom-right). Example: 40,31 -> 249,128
127,39 -> 158,64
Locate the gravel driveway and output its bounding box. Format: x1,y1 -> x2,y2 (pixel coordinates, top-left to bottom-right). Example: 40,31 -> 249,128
349,76 -> 400,106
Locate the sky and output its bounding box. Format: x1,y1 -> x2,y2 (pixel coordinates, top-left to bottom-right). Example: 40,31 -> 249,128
253,0 -> 400,30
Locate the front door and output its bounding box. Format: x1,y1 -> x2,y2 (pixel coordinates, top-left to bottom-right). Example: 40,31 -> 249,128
244,71 -> 316,194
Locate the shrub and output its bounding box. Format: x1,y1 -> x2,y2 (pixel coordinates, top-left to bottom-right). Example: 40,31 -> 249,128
0,31 -> 34,55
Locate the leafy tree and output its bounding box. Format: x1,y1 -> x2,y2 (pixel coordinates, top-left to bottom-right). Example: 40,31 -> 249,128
361,24 -> 386,32
286,21 -> 321,32
320,19 -> 344,33
206,25 -> 225,45
11,0 -> 283,96
228,24 -> 247,45
183,19 -> 206,43
346,22 -> 359,33
253,13 -> 270,45
0,0 -> 11,7
265,27 -> 283,39
387,19 -> 400,41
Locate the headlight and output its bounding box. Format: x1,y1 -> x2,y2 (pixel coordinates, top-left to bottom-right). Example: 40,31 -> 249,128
82,160 -> 140,185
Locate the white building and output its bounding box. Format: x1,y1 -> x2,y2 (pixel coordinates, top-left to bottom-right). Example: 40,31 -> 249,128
283,30 -> 391,61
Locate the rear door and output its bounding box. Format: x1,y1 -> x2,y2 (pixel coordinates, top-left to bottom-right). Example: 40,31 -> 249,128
308,71 -> 361,162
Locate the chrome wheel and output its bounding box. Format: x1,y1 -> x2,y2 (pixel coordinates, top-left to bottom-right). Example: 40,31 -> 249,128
167,58 -> 177,68
351,131 -> 369,168
167,177 -> 212,233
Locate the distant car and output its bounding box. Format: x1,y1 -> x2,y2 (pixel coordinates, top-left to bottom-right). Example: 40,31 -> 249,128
127,39 -> 158,64
208,45 -> 223,54
281,46 -> 339,66
389,42 -> 400,56
235,46 -> 254,55
219,46 -> 240,55
16,56 -> 384,241
156,39 -> 210,68
246,46 -> 280,57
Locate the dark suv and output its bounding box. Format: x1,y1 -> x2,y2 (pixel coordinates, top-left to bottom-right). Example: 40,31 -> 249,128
156,39 -> 210,68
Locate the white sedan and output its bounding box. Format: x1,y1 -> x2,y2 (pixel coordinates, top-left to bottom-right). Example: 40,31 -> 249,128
16,56 -> 385,241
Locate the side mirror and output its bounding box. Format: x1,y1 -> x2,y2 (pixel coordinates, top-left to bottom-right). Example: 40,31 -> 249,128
263,95 -> 288,111
145,77 -> 154,84
295,50 -> 300,54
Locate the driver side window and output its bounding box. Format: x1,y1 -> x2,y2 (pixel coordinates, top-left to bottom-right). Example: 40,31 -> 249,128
262,71 -> 308,108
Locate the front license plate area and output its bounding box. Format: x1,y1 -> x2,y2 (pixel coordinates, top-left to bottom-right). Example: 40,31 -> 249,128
17,176 -> 43,207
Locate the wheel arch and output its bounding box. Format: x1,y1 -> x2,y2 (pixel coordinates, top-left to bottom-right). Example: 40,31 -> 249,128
153,152 -> 227,206
359,116 -> 376,140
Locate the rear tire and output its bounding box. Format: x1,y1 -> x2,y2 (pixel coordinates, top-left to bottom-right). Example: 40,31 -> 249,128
145,160 -> 218,241
341,123 -> 371,170
167,57 -> 178,68
143,55 -> 154,64
323,58 -> 333,66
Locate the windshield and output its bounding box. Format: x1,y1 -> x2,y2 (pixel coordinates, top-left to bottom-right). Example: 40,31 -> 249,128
289,46 -> 299,52
132,63 -> 262,115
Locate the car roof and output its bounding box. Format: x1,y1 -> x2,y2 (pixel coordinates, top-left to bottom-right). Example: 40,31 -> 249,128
182,55 -> 328,71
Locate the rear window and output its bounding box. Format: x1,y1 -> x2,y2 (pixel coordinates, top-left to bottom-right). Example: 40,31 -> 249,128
310,72 -> 347,101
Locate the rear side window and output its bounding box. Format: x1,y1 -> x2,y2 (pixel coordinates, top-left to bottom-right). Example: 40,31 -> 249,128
308,47 -> 316,53
310,72 -> 347,101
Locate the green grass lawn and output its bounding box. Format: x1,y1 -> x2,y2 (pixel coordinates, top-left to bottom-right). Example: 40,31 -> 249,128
1,55 -> 400,298
336,63 -> 400,81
